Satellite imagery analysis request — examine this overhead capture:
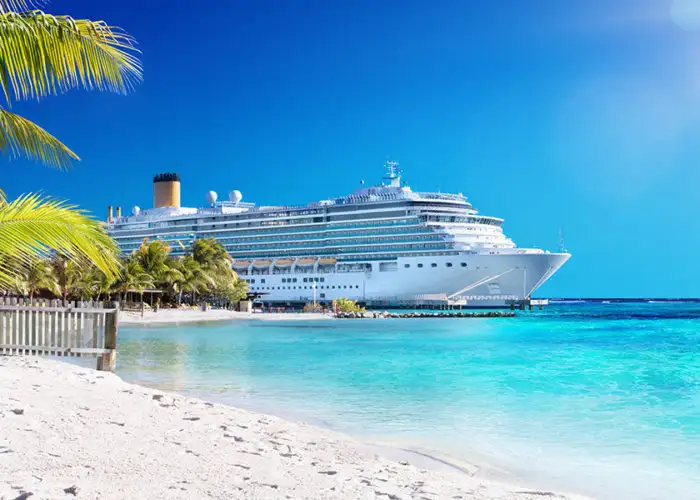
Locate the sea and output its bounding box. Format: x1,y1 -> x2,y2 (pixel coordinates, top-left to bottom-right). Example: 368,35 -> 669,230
115,301 -> 700,500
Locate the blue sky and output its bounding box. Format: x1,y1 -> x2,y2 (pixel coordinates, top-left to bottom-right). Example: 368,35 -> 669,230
4,0 -> 700,297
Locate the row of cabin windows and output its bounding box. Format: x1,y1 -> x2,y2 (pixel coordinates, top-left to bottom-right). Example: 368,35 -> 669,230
405,262 -> 468,269
279,277 -> 326,284
250,285 -> 360,291
243,278 -> 266,284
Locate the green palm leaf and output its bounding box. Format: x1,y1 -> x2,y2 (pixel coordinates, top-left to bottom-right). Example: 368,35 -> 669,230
0,1 -> 42,12
0,107 -> 78,169
0,10 -> 142,103
0,193 -> 119,286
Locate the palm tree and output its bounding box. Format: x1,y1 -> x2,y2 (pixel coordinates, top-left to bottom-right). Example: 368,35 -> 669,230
15,256 -> 55,301
134,239 -> 183,288
50,254 -> 83,303
117,259 -> 154,310
192,238 -> 232,274
171,256 -> 211,306
1,195 -> 120,287
0,0 -> 141,287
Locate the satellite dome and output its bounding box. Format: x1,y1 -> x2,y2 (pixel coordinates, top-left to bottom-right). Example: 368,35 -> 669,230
206,190 -> 218,204
132,206 -> 141,216
229,190 -> 242,203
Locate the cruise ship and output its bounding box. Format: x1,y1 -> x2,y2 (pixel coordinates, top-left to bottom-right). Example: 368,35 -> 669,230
106,163 -> 570,307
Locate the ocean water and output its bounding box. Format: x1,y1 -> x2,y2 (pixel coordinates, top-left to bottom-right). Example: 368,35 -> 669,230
116,302 -> 700,500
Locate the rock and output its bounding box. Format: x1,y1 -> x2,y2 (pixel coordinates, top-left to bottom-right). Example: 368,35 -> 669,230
399,460 -> 409,466
11,408 -> 24,415
63,485 -> 79,496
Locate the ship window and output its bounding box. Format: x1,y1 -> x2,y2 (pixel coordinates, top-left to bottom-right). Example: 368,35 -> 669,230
282,278 -> 286,283
431,263 -> 437,268
303,278 -> 307,283
261,279 -> 266,284
461,262 -> 467,267
404,264 -> 410,268
320,293 -> 326,299
332,286 -> 336,289
417,263 -> 423,268
293,278 -> 297,283
356,285 -> 360,289
321,278 -> 325,282
446,262 -> 453,268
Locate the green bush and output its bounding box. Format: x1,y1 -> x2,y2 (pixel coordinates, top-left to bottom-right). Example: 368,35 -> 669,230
332,297 -> 364,313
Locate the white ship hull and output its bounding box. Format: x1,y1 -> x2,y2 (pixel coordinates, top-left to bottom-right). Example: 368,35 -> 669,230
247,251 -> 570,308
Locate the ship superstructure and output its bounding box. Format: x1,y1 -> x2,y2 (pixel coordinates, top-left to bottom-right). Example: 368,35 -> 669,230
106,163 -> 570,307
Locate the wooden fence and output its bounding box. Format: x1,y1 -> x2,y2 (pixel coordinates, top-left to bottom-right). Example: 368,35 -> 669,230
0,298 -> 119,371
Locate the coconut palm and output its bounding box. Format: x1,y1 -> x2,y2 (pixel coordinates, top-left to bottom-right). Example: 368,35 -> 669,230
75,266 -> 116,302
134,239 -> 183,288
14,256 -> 55,300
0,0 -> 141,287
117,258 -> 154,312
191,238 -> 232,274
0,194 -> 120,287
171,256 -> 212,306
50,254 -> 83,303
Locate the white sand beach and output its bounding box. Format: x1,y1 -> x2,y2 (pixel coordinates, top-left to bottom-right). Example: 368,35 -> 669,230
120,308 -> 332,325
0,357 -> 589,500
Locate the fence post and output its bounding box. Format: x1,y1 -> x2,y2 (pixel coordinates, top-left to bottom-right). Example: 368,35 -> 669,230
97,301 -> 119,372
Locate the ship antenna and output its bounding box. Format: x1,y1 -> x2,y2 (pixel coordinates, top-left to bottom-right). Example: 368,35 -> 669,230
383,159 -> 401,187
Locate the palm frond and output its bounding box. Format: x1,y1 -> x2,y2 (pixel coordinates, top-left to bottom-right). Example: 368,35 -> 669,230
0,193 -> 119,287
0,0 -> 44,13
0,10 -> 142,103
0,107 -> 78,169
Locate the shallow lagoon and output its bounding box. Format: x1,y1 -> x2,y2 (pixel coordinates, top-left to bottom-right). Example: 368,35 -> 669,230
117,302 -> 700,500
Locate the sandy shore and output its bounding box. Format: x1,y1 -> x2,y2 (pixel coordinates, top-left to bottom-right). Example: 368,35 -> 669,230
0,357 -> 588,499
120,308 -> 332,325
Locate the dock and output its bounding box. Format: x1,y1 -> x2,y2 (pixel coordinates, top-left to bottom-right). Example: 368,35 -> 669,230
335,311 -> 516,319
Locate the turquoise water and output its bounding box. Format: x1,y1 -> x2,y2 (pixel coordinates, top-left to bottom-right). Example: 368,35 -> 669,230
116,303 -> 700,500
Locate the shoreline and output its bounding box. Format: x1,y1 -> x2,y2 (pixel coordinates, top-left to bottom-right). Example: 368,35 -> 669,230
0,356 -> 589,499
120,308 -> 333,325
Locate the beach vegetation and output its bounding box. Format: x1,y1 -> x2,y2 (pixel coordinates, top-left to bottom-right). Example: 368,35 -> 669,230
0,0 -> 141,287
302,303 -> 324,313
0,238 -> 249,308
332,297 -> 365,313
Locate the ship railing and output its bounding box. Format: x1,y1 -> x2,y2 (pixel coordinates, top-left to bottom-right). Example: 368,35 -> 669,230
414,192 -> 466,202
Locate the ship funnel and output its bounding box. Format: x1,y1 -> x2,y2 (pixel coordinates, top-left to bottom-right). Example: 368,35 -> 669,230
153,173 -> 181,208
107,205 -> 113,223
116,206 -> 121,218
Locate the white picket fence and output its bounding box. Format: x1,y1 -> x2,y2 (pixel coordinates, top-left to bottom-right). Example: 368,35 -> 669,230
0,298 -> 119,371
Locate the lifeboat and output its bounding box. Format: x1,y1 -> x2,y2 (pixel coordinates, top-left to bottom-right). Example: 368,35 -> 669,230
296,257 -> 316,266
274,258 -> 294,267
318,257 -> 337,265
232,260 -> 251,269
252,259 -> 272,268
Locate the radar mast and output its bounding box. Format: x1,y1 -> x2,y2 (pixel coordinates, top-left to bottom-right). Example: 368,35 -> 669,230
383,160 -> 401,187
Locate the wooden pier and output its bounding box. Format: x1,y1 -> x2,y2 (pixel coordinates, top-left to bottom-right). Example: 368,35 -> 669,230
0,298 -> 119,372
